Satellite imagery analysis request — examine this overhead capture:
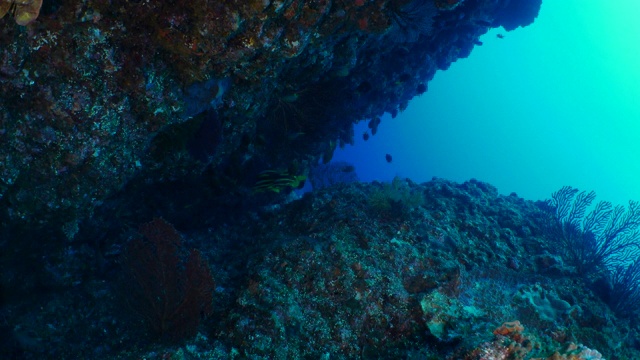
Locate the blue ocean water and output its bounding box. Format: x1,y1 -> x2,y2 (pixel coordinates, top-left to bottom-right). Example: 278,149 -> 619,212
333,0 -> 640,206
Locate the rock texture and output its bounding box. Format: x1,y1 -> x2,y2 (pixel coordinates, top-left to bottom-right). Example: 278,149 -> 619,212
3,179 -> 638,358
0,0 -> 541,235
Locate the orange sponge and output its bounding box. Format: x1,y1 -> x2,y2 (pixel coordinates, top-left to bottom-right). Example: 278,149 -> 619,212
0,0 -> 43,25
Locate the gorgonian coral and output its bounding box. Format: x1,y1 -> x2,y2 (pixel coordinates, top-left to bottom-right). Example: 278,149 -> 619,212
387,0 -> 438,43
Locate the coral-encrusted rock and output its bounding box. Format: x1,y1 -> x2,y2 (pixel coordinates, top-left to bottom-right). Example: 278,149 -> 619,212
0,0 -> 543,235
494,0 -> 543,31
4,179 -> 638,358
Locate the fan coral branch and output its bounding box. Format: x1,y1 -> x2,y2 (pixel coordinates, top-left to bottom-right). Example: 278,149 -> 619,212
547,186 -> 640,275
120,218 -> 215,340
387,0 -> 437,43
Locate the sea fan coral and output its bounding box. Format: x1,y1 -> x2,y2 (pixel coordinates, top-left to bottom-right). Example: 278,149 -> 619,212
547,186 -> 640,276
120,218 -> 215,340
388,0 -> 438,43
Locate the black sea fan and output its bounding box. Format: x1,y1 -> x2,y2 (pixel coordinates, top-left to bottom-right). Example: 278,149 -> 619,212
387,0 -> 437,43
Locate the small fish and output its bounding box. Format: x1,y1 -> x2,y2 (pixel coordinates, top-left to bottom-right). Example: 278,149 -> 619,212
287,132 -> 305,141
363,132 -> 370,141
369,117 -> 381,136
497,33 -> 505,39
322,140 -> 337,163
385,154 -> 392,163
341,165 -> 356,173
253,169 -> 306,193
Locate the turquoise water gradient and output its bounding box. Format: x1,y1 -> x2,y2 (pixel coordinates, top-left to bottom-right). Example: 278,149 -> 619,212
333,1 -> 640,205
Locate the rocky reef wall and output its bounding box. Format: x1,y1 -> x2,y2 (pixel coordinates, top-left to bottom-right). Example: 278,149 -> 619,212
0,0 -> 541,235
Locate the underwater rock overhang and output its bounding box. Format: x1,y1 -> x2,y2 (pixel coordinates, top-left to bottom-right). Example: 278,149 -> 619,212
0,0 -> 541,233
